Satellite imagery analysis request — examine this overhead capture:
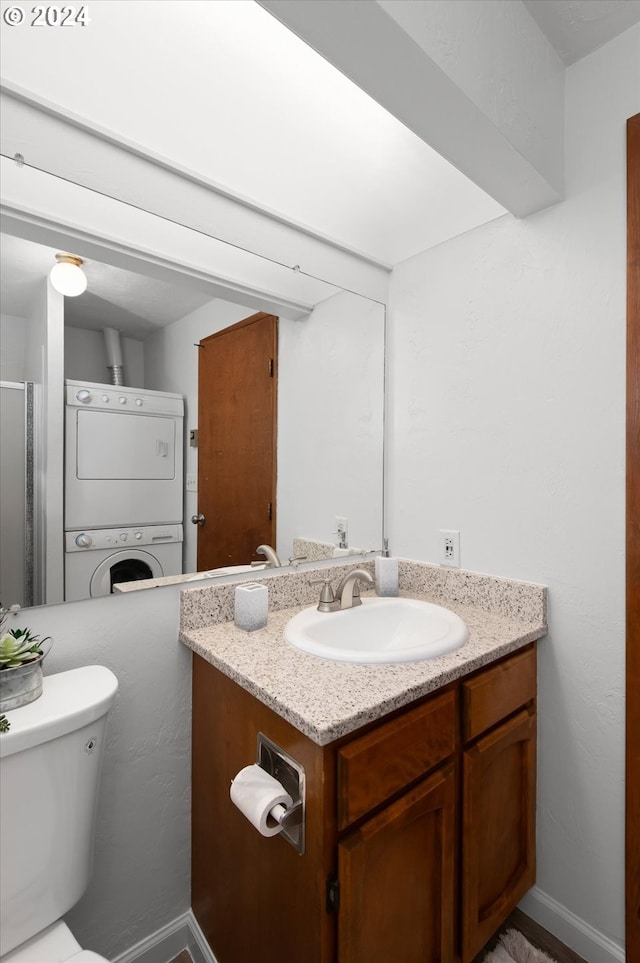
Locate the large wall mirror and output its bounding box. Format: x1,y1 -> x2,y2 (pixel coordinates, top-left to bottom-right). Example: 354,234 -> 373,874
0,155 -> 386,610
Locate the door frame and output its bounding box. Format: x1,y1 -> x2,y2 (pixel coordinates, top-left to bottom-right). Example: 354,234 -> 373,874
627,112 -> 640,960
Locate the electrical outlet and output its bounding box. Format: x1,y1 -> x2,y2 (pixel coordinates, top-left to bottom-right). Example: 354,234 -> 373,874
440,530 -> 460,568
335,516 -> 348,548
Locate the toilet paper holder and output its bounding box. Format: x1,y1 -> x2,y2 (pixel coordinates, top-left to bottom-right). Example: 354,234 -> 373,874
257,732 -> 305,855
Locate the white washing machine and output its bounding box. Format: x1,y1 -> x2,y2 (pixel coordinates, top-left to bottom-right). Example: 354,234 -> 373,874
65,380 -> 184,530
64,524 -> 183,601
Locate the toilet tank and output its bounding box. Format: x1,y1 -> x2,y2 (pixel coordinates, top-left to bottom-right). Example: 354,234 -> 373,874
0,665 -> 118,958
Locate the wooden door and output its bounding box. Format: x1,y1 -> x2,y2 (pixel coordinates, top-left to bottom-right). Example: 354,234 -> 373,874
461,708 -> 536,963
197,312 -> 277,569
338,764 -> 455,963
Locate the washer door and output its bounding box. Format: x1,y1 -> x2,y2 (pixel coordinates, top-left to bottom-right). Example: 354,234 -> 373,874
90,549 -> 164,597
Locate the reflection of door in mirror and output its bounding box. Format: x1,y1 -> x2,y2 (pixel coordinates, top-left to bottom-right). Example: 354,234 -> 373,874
197,313 -> 277,569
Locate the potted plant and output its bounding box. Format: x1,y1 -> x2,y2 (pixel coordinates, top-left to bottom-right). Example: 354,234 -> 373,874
0,610 -> 51,714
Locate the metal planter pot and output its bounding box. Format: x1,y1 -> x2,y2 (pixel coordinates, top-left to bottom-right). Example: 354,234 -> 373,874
0,638 -> 52,712
0,656 -> 45,712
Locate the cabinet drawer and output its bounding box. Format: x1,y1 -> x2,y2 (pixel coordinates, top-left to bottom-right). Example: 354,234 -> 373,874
462,646 -> 536,743
337,689 -> 456,830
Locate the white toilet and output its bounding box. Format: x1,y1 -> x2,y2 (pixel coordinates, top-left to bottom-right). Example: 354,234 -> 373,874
0,665 -> 119,962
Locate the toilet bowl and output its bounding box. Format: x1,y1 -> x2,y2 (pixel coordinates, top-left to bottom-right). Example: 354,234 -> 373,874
0,666 -> 118,963
1,920 -> 107,963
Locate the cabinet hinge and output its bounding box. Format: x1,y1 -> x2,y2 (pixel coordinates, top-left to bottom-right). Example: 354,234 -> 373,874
267,501 -> 273,521
326,876 -> 340,914
268,357 -> 274,377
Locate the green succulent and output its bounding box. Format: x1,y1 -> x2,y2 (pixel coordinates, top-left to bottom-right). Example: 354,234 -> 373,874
0,629 -> 49,669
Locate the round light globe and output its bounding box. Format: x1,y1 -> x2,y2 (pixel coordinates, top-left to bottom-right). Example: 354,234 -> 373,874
50,258 -> 87,297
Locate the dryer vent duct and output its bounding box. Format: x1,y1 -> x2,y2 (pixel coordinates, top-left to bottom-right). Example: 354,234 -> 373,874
103,327 -> 125,386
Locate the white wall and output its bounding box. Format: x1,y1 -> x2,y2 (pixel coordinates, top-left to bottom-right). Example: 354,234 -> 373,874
64,326 -> 144,387
0,312 -> 27,381
387,25 -> 638,960
278,289 -> 385,557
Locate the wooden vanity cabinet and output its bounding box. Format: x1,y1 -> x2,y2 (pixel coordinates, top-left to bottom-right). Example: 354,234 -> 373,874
191,660 -> 337,963
336,691 -> 457,963
338,762 -> 456,963
460,647 -> 537,962
191,644 -> 536,963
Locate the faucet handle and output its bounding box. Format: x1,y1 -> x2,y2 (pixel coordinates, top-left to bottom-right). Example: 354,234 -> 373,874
309,577 -> 336,611
309,577 -> 335,601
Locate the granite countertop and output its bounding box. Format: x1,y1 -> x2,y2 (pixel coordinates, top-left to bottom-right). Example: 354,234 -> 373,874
179,561 -> 547,746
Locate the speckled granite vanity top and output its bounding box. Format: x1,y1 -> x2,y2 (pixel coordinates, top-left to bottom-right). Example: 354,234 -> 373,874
179,559 -> 547,746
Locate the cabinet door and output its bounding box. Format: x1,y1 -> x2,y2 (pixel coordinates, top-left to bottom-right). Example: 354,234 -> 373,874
338,764 -> 455,963
461,708 -> 536,962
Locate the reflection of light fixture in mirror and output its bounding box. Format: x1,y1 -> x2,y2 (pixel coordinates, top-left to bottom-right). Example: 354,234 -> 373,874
49,253 -> 87,296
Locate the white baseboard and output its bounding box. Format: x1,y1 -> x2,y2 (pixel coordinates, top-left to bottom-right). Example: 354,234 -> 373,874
518,886 -> 624,963
109,909 -> 218,963
109,891 -> 625,963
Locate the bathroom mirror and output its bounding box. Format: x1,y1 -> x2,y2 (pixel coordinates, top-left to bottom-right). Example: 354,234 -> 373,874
0,156 -> 386,609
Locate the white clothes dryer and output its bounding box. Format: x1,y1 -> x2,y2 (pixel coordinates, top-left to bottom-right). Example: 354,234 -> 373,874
64,524 -> 183,601
65,380 -> 184,531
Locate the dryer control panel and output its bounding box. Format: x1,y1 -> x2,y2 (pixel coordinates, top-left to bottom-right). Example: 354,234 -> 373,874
65,524 -> 183,552
66,380 -> 184,417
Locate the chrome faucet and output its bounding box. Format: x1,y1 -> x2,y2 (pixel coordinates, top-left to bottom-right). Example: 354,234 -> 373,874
311,568 -> 374,612
256,544 -> 282,567
335,569 -> 374,609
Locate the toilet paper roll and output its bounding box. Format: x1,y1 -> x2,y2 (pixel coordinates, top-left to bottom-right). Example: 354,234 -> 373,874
230,764 -> 293,837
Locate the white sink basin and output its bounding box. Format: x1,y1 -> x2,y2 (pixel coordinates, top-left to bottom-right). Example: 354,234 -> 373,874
284,597 -> 468,664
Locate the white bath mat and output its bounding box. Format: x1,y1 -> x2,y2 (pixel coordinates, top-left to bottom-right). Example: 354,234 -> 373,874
483,928 -> 558,963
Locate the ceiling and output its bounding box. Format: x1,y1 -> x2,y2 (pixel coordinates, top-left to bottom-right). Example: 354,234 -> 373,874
0,234 -> 214,337
523,0 -> 640,64
0,0 -> 506,268
1,1 -> 638,332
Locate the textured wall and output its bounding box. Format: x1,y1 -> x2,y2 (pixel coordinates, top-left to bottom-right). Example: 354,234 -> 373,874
387,26 -> 638,955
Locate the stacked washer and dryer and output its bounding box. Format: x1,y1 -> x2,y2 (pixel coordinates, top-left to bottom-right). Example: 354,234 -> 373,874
64,380 -> 184,601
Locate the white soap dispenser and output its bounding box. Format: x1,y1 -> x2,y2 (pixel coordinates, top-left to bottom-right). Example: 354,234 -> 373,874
374,544 -> 398,597
234,582 -> 269,631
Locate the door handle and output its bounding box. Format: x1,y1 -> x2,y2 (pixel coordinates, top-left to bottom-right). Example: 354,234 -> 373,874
191,513 -> 206,526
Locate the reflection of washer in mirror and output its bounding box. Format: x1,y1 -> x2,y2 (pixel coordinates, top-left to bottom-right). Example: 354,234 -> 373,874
64,525 -> 183,601
108,557 -> 154,589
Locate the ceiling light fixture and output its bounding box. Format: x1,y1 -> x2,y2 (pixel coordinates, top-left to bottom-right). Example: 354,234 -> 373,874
49,253 -> 87,297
